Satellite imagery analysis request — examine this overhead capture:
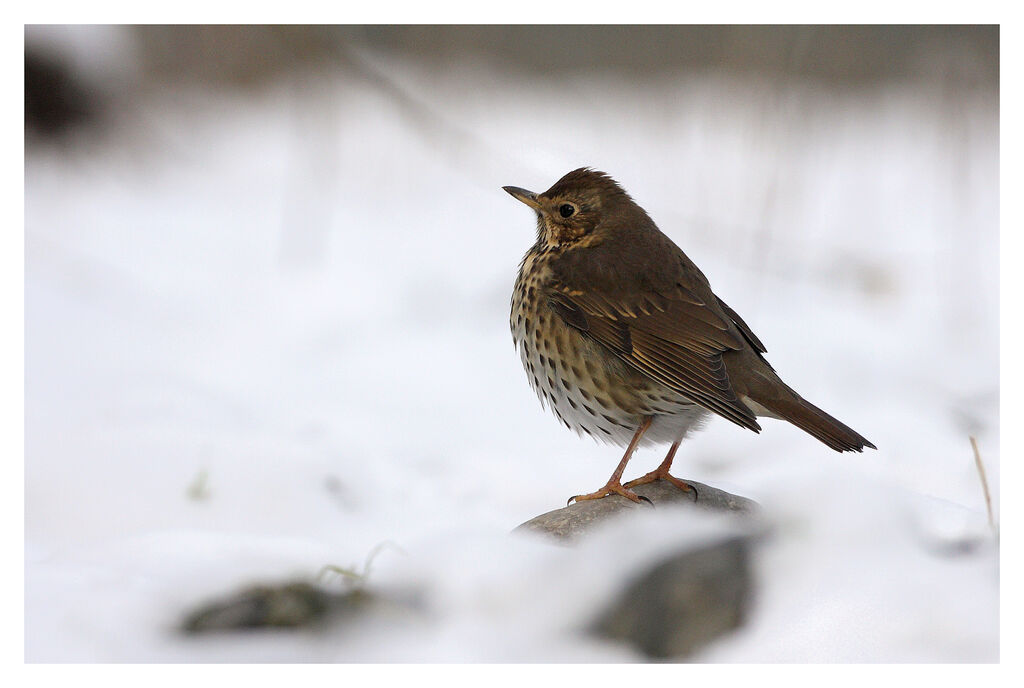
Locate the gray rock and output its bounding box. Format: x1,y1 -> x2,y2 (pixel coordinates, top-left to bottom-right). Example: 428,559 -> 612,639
515,478 -> 760,543
590,535 -> 754,659
515,478 -> 761,659
181,582 -> 419,634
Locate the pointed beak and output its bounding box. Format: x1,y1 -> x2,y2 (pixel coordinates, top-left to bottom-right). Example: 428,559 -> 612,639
502,185 -> 541,211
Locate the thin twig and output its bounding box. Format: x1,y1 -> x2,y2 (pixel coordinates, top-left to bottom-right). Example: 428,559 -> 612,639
969,436 -> 995,530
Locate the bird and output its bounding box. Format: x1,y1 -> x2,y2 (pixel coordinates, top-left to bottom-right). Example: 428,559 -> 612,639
504,167 -> 875,504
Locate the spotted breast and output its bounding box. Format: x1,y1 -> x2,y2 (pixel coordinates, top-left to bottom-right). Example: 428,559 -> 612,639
510,243 -> 711,449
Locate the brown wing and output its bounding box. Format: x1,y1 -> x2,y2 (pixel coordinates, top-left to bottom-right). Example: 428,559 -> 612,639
716,296 -> 766,354
547,285 -> 761,431
546,220 -> 763,432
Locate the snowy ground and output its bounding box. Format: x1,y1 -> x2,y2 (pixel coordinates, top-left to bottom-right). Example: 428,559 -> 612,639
25,38 -> 999,662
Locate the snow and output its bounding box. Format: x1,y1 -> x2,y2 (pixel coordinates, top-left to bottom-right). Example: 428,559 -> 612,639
25,35 -> 998,662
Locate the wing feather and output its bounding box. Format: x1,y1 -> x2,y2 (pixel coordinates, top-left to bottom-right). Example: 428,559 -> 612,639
547,288 -> 761,432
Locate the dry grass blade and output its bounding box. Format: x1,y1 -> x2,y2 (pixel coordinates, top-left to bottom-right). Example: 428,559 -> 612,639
969,436 -> 995,530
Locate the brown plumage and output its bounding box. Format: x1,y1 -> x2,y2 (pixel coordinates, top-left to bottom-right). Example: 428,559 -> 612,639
505,168 -> 874,504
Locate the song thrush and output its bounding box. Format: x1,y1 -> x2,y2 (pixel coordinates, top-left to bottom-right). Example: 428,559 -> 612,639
505,168 -> 875,504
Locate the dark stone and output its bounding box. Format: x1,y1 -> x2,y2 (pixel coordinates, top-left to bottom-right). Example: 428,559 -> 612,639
590,535 -> 753,659
181,582 -> 388,633
514,478 -> 759,544
515,478 -> 761,659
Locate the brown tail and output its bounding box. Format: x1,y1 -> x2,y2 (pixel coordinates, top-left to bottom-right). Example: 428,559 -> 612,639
752,390 -> 876,453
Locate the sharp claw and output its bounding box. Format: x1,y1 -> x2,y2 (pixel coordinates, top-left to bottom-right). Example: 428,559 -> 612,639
666,477 -> 699,501
638,495 -> 654,507
567,495 -> 579,506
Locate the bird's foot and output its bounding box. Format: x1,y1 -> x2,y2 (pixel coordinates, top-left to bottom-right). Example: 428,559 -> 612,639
624,470 -> 699,500
567,481 -> 652,506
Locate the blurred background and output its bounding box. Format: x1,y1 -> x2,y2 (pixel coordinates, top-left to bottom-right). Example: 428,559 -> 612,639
25,25 -> 999,662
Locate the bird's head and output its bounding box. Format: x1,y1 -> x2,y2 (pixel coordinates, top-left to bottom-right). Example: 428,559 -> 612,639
503,168 -> 639,249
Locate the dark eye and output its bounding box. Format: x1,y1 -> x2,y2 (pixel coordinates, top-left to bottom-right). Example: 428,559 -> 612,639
559,203 -> 575,218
